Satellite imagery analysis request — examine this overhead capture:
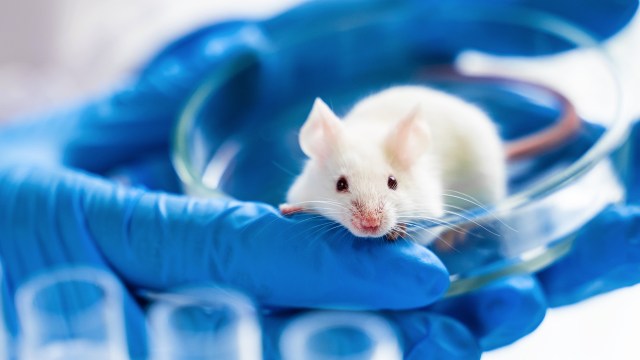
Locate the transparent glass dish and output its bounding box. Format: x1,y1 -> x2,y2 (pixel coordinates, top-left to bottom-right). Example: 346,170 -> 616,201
172,5 -> 629,296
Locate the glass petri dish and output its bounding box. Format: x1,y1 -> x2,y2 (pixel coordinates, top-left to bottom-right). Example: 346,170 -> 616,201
172,4 -> 629,296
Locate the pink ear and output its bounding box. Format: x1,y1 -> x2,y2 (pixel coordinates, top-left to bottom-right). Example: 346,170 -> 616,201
386,107 -> 430,169
299,98 -> 343,159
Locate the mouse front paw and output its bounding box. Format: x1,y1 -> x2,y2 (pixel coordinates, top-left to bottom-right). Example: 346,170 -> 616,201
279,204 -> 304,216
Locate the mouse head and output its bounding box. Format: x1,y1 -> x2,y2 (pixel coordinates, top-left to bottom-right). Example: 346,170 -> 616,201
289,98 -> 444,238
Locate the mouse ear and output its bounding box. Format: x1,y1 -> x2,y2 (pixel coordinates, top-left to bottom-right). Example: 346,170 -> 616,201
385,106 -> 431,169
299,98 -> 344,159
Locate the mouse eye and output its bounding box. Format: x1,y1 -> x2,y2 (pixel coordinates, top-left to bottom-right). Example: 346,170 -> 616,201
388,175 -> 398,190
336,176 -> 349,192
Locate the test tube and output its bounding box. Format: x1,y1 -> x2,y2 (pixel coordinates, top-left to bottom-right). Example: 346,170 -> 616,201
16,267 -> 129,360
148,286 -> 262,360
0,262 -> 12,359
279,311 -> 402,360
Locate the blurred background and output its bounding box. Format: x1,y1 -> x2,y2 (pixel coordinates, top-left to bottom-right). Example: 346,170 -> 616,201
0,0 -> 299,121
1,0 -> 639,358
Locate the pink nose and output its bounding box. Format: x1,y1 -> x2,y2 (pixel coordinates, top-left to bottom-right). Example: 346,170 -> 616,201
359,216 -> 381,229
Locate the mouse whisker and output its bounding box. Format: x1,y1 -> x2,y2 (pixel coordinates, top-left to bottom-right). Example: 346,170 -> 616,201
396,213 -> 462,226
318,200 -> 350,211
293,200 -> 350,211
441,189 -> 500,211
395,216 -> 446,228
396,207 -> 500,236
438,210 -> 500,236
440,192 -> 516,232
292,201 -> 348,212
400,219 -> 467,236
302,207 -> 344,214
297,221 -> 345,244
304,223 -> 350,251
398,221 -> 462,253
290,200 -> 341,207
306,223 -> 344,239
290,214 -> 336,227
440,189 -> 486,206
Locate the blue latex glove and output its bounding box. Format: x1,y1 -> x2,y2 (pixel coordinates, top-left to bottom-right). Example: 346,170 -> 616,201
0,0 -> 636,358
0,104 -> 546,359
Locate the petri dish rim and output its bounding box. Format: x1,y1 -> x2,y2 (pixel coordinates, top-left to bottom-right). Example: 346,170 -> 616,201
171,6 -> 628,289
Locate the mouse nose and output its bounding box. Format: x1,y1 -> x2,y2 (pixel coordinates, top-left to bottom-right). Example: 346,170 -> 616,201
360,216 -> 381,229
354,215 -> 382,234
351,200 -> 384,234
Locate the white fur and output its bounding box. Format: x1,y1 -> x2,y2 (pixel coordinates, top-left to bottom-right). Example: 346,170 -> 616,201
286,86 -> 507,238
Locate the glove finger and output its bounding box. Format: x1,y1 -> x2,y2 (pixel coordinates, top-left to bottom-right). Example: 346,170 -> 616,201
429,275 -> 547,351
537,205 -> 640,307
0,164 -> 448,310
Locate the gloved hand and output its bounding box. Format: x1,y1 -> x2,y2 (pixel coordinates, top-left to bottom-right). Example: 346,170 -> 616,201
0,0 -> 636,358
0,100 -> 545,360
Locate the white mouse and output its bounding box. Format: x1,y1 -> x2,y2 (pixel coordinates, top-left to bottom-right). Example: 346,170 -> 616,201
280,85 -> 506,241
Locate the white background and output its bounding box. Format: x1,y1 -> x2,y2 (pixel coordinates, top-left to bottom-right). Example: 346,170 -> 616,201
1,0 -> 639,358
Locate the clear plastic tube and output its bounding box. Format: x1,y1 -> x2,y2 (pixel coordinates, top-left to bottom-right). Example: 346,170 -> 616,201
0,263 -> 11,359
280,311 -> 402,360
148,286 -> 262,360
16,267 -> 129,360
